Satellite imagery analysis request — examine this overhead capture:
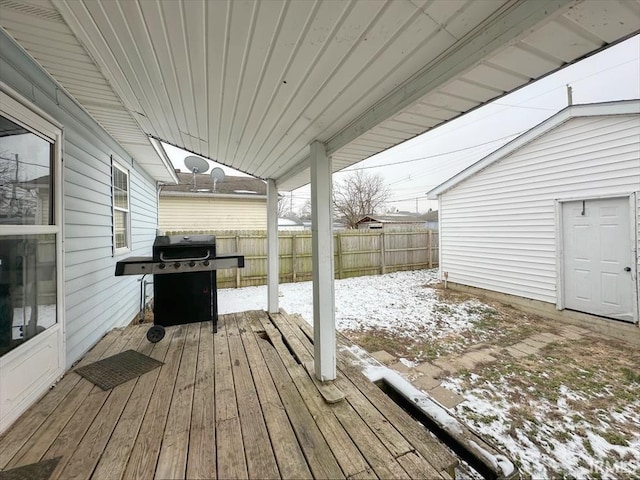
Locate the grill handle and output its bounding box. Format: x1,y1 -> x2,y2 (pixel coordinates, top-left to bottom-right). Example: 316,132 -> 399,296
159,250 -> 211,262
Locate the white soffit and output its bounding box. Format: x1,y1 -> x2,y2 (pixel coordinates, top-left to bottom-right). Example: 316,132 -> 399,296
1,0 -> 638,190
0,0 -> 178,183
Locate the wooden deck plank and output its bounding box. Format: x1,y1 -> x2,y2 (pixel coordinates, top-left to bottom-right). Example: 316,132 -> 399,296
1,312 -> 461,480
155,322 -> 201,480
285,312 -> 454,477
214,316 -> 248,480
271,313 -> 414,479
186,321 -> 216,480
5,325 -> 145,469
257,315 -> 363,479
334,404 -> 409,479
239,311 -> 313,480
122,324 -> 188,480
269,313 -> 344,404
52,333 -> 157,480
226,313 -> 280,479
43,329 -> 149,480
91,326 -> 176,480
283,313 -> 417,457
0,327 -> 123,469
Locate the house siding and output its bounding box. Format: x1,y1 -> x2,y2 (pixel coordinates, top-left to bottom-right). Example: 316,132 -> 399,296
1,30 -> 158,367
439,114 -> 640,305
160,196 -> 267,231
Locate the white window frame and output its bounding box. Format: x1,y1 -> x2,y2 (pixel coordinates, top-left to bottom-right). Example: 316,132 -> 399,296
0,86 -> 65,430
111,158 -> 131,255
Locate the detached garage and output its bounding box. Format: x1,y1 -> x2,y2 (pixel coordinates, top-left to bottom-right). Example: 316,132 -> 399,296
428,100 -> 639,326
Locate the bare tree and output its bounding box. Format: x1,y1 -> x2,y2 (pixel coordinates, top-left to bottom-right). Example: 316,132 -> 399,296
333,171 -> 389,229
297,199 -> 312,220
277,194 -> 291,218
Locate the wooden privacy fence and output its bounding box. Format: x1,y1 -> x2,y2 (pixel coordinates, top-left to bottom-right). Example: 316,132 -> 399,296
166,229 -> 439,288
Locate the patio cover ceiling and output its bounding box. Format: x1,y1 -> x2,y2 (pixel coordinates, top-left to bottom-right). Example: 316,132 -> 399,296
1,0 -> 638,189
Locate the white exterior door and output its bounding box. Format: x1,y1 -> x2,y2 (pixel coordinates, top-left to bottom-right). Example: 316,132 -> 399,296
562,197 -> 636,322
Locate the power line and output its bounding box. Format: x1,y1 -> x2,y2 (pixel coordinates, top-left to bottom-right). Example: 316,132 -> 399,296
342,132 -> 522,172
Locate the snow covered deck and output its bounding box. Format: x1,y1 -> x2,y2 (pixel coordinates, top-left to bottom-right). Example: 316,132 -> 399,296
0,310 -> 457,479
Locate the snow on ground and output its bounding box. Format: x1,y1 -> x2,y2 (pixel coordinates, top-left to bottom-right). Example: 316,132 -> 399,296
219,269 -> 487,341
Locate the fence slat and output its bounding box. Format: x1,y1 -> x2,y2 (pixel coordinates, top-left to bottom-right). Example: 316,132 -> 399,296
165,228 -> 438,287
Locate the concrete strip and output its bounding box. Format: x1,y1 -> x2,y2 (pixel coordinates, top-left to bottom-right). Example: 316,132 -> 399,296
429,385 -> 465,409
505,347 -> 529,359
415,362 -> 443,379
370,350 -> 396,365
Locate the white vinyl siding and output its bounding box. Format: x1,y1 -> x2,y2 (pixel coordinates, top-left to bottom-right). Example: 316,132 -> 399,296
439,114 -> 640,304
159,196 -> 267,232
1,29 -> 159,368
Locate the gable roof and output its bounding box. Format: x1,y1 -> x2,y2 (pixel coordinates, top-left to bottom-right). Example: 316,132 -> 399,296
160,173 -> 266,198
357,214 -> 425,224
427,99 -> 640,198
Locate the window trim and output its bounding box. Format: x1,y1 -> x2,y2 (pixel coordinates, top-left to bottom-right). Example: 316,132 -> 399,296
0,87 -> 65,372
111,158 -> 131,255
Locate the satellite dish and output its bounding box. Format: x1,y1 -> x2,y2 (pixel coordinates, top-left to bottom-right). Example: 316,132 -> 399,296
210,167 -> 225,192
184,156 -> 209,174
184,156 -> 209,191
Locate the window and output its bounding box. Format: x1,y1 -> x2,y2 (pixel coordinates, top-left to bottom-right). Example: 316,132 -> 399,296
0,100 -> 60,357
112,160 -> 130,253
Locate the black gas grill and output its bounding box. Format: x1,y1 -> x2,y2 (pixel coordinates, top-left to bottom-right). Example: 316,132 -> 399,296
115,234 -> 244,342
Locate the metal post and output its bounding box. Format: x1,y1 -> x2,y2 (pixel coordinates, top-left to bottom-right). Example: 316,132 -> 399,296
267,179 -> 279,313
310,141 -> 336,381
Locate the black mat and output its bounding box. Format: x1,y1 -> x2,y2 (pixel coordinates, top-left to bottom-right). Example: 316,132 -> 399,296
0,457 -> 61,480
74,349 -> 163,390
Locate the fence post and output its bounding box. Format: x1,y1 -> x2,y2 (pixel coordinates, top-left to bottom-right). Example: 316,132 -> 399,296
380,231 -> 386,274
427,230 -> 432,269
291,233 -> 297,283
235,234 -> 241,287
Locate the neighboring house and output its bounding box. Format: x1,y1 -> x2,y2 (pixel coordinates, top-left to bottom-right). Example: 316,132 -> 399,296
428,100 -> 640,325
0,29 -> 176,430
278,216 -> 305,231
356,214 -> 426,230
422,210 -> 439,230
159,172 -> 267,232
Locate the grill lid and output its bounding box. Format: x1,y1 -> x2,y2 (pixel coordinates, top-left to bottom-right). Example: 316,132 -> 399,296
153,235 -> 216,249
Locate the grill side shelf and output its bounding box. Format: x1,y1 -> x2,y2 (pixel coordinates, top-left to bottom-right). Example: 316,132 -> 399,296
115,254 -> 244,276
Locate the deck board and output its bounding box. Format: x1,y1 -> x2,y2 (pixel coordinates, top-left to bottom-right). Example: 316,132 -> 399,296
0,311 -> 457,479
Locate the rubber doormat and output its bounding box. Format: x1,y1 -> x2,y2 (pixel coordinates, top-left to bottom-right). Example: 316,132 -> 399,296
0,457 -> 61,480
74,350 -> 163,390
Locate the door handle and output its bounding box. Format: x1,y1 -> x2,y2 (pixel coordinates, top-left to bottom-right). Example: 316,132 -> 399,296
624,267 -> 631,272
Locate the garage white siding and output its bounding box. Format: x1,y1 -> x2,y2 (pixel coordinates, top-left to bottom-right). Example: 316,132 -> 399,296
160,196 -> 267,232
438,112 -> 640,305
1,30 -> 159,367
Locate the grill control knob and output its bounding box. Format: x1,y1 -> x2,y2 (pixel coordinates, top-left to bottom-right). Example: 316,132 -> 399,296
158,263 -> 166,270
174,262 -> 180,269
189,261 -> 196,268
203,260 -> 210,267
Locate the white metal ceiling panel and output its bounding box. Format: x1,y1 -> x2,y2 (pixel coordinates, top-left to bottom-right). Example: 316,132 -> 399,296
1,0 -> 637,191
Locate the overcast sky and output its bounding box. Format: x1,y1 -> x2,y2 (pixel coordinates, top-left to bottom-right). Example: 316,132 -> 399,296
166,34 -> 639,214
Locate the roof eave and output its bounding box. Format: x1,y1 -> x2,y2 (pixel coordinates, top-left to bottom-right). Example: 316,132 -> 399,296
427,99 -> 640,198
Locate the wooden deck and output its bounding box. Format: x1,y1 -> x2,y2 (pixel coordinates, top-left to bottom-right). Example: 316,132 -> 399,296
0,311 -> 457,479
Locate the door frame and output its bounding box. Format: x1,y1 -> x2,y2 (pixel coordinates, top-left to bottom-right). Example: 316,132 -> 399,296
0,85 -> 65,431
555,193 -> 638,324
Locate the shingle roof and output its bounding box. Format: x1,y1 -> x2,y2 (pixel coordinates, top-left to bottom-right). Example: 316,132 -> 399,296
161,172 -> 266,196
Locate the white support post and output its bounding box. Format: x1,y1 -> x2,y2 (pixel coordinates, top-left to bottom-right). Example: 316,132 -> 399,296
267,178 -> 279,314
310,141 -> 336,381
